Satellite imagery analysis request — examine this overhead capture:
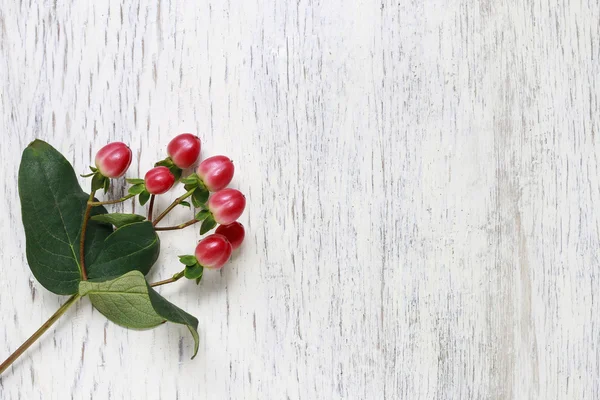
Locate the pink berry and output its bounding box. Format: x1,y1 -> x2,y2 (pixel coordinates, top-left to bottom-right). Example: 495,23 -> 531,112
215,222 -> 245,250
194,234 -> 232,269
167,133 -> 201,169
207,188 -> 246,225
144,166 -> 175,194
95,142 -> 132,178
196,155 -> 235,192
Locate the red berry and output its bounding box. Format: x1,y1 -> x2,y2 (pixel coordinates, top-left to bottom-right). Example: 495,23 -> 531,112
194,234 -> 232,269
95,142 -> 132,178
207,188 -> 246,225
215,222 -> 245,250
196,155 -> 234,192
144,166 -> 175,194
167,133 -> 201,168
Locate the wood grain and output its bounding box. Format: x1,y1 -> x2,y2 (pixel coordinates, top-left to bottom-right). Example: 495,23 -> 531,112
1,0 -> 599,398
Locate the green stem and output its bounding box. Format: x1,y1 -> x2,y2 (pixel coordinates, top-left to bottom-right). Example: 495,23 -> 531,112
80,191 -> 95,280
150,271 -> 185,287
152,189 -> 195,227
154,219 -> 199,231
0,294 -> 80,376
88,193 -> 135,206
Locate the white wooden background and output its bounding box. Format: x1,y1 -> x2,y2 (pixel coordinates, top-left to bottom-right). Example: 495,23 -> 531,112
0,1 -> 599,399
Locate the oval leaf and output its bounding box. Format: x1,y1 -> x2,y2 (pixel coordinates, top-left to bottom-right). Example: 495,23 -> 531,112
18,140 -> 113,294
87,221 -> 160,279
91,213 -> 146,228
79,271 -> 199,358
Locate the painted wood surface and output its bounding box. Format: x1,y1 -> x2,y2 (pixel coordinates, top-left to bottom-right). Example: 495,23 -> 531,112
1,1 -> 599,398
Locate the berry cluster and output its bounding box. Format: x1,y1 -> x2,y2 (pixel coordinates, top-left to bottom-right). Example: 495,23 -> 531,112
91,134 -> 245,279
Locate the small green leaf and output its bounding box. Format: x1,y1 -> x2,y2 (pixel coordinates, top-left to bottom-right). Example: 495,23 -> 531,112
169,166 -> 182,181
195,276 -> 203,285
179,255 -> 198,266
80,172 -> 95,178
90,166 -> 98,172
192,186 -> 209,207
79,271 -> 199,358
103,175 -> 110,193
126,178 -> 145,185
91,173 -> 107,192
180,201 -> 191,208
128,183 -> 146,195
154,158 -> 174,168
139,190 -> 151,206
200,216 -> 217,234
195,210 -> 210,221
91,213 -> 146,228
181,173 -> 200,186
184,264 -> 204,280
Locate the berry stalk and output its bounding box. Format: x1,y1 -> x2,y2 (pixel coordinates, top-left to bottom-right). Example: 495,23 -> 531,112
152,188 -> 195,226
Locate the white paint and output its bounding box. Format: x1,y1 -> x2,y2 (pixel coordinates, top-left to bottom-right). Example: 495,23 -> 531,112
1,0 -> 599,398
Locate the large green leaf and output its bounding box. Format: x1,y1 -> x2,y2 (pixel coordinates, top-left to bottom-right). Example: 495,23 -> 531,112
87,221 -> 160,279
18,140 -> 161,295
18,140 -> 113,294
79,271 -> 200,358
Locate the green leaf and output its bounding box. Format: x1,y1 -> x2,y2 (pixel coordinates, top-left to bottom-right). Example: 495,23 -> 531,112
87,221 -> 160,279
169,166 -> 182,181
154,158 -> 173,168
91,213 -> 146,228
180,201 -> 191,208
91,173 -> 107,192
18,140 -> 113,294
89,166 -> 98,172
103,175 -> 110,193
200,216 -> 217,234
192,186 -> 209,207
181,173 -> 199,186
79,271 -> 199,358
126,178 -> 145,185
128,183 -> 146,195
184,264 -> 204,280
195,210 -> 210,221
139,190 -> 151,206
195,275 -> 203,285
179,255 -> 198,266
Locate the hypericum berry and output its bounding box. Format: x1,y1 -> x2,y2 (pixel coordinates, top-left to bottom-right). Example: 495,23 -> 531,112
144,166 -> 175,194
215,222 -> 245,250
196,155 -> 234,192
207,188 -> 246,225
167,133 -> 201,169
95,142 -> 132,178
194,234 -> 232,269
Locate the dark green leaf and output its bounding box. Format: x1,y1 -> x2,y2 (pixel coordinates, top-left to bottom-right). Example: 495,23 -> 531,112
139,190 -> 151,206
180,201 -> 191,208
169,166 -> 182,181
91,213 -> 146,228
154,158 -> 173,168
87,221 -> 160,279
200,216 -> 217,234
195,275 -> 203,285
128,183 -> 146,195
179,255 -> 198,266
79,271 -> 199,358
184,264 -> 203,280
91,173 -> 107,192
18,140 -> 113,294
89,166 -> 98,172
195,210 -> 210,221
192,186 -> 209,207
126,178 -> 145,185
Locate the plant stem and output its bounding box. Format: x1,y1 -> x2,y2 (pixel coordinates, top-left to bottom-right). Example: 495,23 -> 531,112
80,191 -> 95,280
88,193 -> 135,206
0,294 -> 80,376
150,271 -> 185,287
154,219 -> 199,231
152,189 -> 195,226
148,195 -> 156,222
